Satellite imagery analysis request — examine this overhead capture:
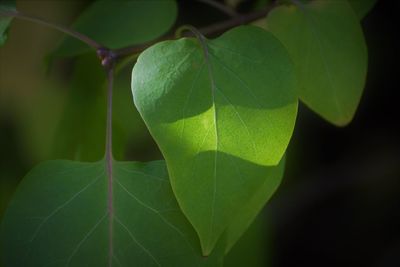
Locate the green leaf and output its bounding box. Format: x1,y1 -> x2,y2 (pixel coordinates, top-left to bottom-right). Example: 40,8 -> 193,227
51,54 -> 106,161
0,0 -> 16,46
54,0 -> 177,57
224,157 -> 285,253
267,0 -> 367,126
52,53 -> 148,161
132,25 -> 297,254
348,0 -> 377,19
224,213 -> 272,267
1,160 -> 224,266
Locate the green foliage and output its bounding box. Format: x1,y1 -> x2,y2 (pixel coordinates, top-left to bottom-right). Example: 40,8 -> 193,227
52,54 -> 106,161
348,0 -> 377,19
51,53 -> 147,161
267,0 -> 367,126
51,53 -> 153,161
0,0 -> 16,46
132,25 -> 296,254
54,0 -> 177,57
1,0 -> 375,265
224,157 -> 285,253
0,160 -> 224,266
225,213 -> 272,267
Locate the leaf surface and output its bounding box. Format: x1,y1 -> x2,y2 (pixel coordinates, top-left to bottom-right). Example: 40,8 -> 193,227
52,53 -> 149,161
224,157 -> 285,253
132,25 -> 297,254
1,160 -> 224,266
52,54 -> 106,161
0,0 -> 16,46
54,0 -> 177,57
267,0 -> 367,126
348,0 -> 377,19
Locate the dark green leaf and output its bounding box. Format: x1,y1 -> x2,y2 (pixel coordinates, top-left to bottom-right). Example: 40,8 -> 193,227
54,0 -> 177,57
51,54 -> 106,161
348,0 -> 377,19
52,53 -> 147,161
132,25 -> 297,254
0,0 -> 16,46
224,157 -> 285,253
224,213 -> 272,267
1,160 -> 224,266
267,0 -> 367,126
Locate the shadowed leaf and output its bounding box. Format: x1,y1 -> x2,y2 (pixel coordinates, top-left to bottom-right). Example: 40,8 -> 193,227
53,0 -> 177,58
132,25 -> 296,254
0,160 -> 224,266
348,0 -> 377,19
0,0 -> 16,46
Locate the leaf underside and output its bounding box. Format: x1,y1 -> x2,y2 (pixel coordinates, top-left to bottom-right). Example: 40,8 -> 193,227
132,25 -> 296,254
0,160 -> 224,266
267,0 -> 367,126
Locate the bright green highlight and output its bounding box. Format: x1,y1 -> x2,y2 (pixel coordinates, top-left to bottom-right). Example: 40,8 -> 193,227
132,25 -> 296,255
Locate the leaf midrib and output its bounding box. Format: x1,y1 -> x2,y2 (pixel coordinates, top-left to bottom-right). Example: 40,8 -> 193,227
297,1 -> 346,118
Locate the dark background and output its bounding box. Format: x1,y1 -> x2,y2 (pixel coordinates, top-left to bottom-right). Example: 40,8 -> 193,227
269,0 -> 400,266
0,1 -> 399,266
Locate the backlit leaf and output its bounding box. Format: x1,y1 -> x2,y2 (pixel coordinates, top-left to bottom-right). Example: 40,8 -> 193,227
267,0 -> 367,126
132,25 -> 297,254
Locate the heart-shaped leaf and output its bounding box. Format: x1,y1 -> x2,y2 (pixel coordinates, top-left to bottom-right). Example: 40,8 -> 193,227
0,160 -> 224,266
132,25 -> 297,254
267,0 -> 367,126
0,0 -> 16,46
54,0 -> 177,57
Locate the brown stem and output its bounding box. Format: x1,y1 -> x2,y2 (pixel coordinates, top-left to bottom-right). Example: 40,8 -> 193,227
113,3 -> 277,58
196,0 -> 238,17
0,10 -> 103,49
104,64 -> 114,267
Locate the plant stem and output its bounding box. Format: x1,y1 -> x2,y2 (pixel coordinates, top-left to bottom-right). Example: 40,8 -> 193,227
105,64 -> 114,168
0,10 -> 102,49
105,64 -> 114,267
2,1 -> 277,59
198,4 -> 276,37
113,3 -> 276,58
196,0 -> 237,17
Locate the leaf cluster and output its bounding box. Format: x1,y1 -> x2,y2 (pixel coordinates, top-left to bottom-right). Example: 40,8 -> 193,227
0,0 -> 376,266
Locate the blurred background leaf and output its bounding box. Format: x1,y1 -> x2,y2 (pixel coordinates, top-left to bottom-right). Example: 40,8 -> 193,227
53,0 -> 178,58
0,1 -> 399,266
348,0 -> 378,19
0,0 -> 16,46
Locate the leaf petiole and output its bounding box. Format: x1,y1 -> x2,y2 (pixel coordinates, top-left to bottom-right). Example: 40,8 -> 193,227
0,10 -> 103,50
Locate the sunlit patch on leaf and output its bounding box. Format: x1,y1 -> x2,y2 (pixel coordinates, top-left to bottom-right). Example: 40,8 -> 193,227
132,25 -> 297,255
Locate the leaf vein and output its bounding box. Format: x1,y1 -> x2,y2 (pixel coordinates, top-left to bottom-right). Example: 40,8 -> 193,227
114,216 -> 161,267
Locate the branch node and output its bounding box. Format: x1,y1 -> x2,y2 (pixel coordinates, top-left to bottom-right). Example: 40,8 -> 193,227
97,48 -> 116,69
